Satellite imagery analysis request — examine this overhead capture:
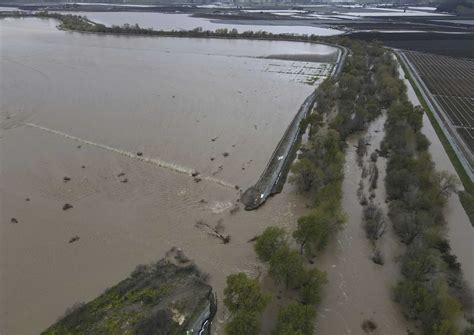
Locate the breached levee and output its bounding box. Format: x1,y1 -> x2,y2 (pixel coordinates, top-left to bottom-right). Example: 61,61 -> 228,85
241,91 -> 316,210
241,45 -> 347,210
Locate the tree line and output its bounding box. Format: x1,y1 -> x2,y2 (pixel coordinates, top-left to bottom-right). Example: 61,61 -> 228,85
377,49 -> 472,335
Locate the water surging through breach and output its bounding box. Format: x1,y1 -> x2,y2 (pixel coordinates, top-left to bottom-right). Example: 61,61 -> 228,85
25,123 -> 236,189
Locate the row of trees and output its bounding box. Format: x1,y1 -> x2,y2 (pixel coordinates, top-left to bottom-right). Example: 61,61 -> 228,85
379,53 -> 471,334
254,227 -> 327,334
3,11 -> 336,44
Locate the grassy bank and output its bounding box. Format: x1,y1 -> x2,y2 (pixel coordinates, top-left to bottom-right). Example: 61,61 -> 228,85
396,53 -> 474,226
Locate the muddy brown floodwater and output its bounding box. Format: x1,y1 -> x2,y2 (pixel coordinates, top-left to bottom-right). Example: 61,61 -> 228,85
315,115 -> 416,335
0,18 -> 339,334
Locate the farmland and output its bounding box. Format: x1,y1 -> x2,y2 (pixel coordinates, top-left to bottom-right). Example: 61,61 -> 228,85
403,51 -> 474,179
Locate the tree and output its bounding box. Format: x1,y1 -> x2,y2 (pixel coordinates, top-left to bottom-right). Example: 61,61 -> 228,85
394,279 -> 435,320
401,246 -> 436,281
224,311 -> 260,335
293,211 -> 332,256
254,227 -> 287,262
433,171 -> 460,199
274,303 -> 316,335
290,158 -> 322,192
299,268 -> 327,305
269,246 -> 305,289
224,273 -> 269,314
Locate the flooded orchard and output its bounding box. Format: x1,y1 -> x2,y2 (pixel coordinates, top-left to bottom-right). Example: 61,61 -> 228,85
0,17 -> 337,334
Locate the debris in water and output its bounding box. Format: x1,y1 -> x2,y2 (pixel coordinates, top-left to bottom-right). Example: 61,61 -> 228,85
118,172 -> 125,177
195,219 -> 230,244
222,152 -> 229,157
69,236 -> 80,243
248,235 -> 258,242
194,177 -> 202,183
63,176 -> 71,182
62,203 -> 73,211
120,178 -> 128,183
210,157 -> 215,161
191,171 -> 200,177
11,218 -> 18,224
211,137 -> 218,142
81,165 -> 85,169
361,319 -> 377,333
136,152 -> 143,156
25,198 -> 30,202
229,204 -> 240,214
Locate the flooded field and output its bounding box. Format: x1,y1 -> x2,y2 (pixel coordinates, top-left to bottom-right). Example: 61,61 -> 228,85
57,11 -> 343,35
0,18 -> 336,334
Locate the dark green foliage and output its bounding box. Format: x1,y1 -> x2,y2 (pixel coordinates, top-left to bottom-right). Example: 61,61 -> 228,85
223,273 -> 269,335
269,246 -> 306,289
224,273 -> 269,314
254,227 -> 287,262
224,312 -> 260,335
299,268 -> 327,305
274,303 -> 316,335
401,245 -> 437,281
293,207 -> 343,256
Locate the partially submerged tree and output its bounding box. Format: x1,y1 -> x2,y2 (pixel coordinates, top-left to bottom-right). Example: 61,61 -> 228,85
224,273 -> 269,314
299,268 -> 327,305
269,246 -> 306,289
223,273 -> 269,335
254,227 -> 287,262
274,303 -> 316,335
224,311 -> 260,335
290,158 -> 323,192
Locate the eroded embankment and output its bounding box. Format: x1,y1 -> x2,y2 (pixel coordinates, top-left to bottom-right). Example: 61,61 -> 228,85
240,91 -> 316,210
